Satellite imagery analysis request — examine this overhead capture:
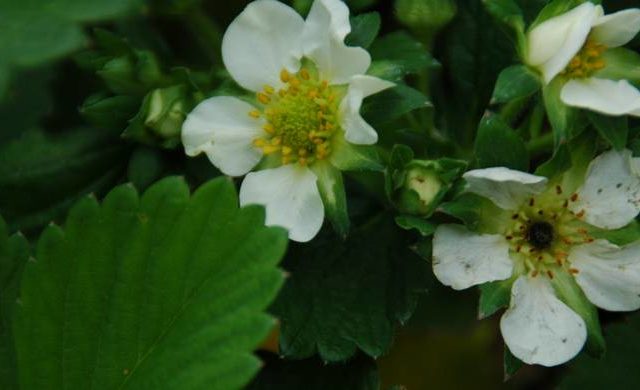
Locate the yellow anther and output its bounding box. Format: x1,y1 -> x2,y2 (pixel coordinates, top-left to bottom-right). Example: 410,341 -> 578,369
282,146 -> 292,155
298,148 -> 308,157
271,137 -> 282,146
257,93 -> 271,104
591,60 -> 605,70
262,145 -> 280,154
300,69 -> 310,80
289,77 -> 300,87
569,57 -> 581,68
308,89 -> 318,98
253,138 -> 266,147
263,123 -> 275,134
248,110 -> 261,118
280,69 -> 291,82
263,85 -> 275,94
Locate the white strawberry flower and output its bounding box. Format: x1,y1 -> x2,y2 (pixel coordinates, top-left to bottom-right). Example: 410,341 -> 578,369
182,0 -> 394,242
432,149 -> 640,366
526,2 -> 640,115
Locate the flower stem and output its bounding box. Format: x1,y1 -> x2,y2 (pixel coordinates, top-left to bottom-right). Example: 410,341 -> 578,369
526,132 -> 554,157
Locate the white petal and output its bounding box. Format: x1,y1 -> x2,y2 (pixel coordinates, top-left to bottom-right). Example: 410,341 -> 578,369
463,168 -> 548,210
569,240 -> 640,311
302,0 -> 371,84
222,0 -> 305,92
560,78 -> 640,116
572,149 -> 640,229
239,165 -> 324,242
432,224 -> 513,290
527,2 -> 599,83
592,8 -> 640,48
500,276 -> 587,367
339,75 -> 395,145
182,96 -> 263,177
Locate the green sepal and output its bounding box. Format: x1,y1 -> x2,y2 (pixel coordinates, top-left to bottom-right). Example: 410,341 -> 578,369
389,144 -> 414,170
529,0 -> 585,29
551,270 -> 606,357
79,94 -> 139,130
491,65 -> 540,104
311,161 -> 350,239
587,111 -> 628,151
590,220 -> 640,246
597,48 -> 640,83
346,12 -> 381,49
478,276 -> 516,319
474,114 -> 529,171
329,133 -> 384,172
395,215 -> 436,236
438,193 -> 510,234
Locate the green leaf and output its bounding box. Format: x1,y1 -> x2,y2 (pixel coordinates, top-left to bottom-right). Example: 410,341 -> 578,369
550,270 -> 605,357
503,347 -> 524,379
587,111 -> 628,151
346,12 -> 381,49
0,216 -> 30,390
543,77 -> 577,148
395,215 -> 436,236
311,162 -> 350,239
535,143 -> 572,178
80,94 -> 140,130
12,177 -> 288,390
0,0 -> 140,97
272,214 -> 428,361
474,115 -> 529,171
478,277 -> 515,319
362,84 -> 430,126
368,32 -> 436,77
597,47 -> 640,83
0,128 -> 130,234
559,312 -> 640,389
247,353 -> 379,390
483,0 -> 526,54
127,146 -> 167,191
491,65 -> 541,104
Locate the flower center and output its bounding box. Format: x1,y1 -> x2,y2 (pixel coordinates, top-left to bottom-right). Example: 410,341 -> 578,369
249,66 -> 342,166
562,39 -> 606,79
505,185 -> 594,278
526,221 -> 554,250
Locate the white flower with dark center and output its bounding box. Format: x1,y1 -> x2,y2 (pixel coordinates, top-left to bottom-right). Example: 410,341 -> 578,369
181,0 -> 394,242
432,149 -> 640,366
526,2 -> 640,115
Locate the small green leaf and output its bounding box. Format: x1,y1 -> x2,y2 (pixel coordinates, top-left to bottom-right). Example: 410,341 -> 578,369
80,94 -> 139,130
478,277 -> 515,319
272,214 -> 428,362
587,111 -> 628,151
551,270 -> 605,357
491,65 -> 540,104
395,215 -> 436,236
483,0 -> 526,54
12,177 -> 288,390
311,162 -> 350,239
346,12 -> 381,49
0,216 -> 30,390
558,312 -> 640,389
368,32 -> 436,76
474,115 -> 529,171
362,84 -> 430,126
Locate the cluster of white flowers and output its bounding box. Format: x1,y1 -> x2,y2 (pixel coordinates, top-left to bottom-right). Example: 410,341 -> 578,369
181,0 -> 640,368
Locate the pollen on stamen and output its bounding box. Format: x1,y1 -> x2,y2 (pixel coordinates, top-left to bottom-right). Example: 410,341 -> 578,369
570,193 -> 578,202
248,110 -> 261,118
300,69 -> 310,80
556,185 -> 563,194
280,69 -> 291,82
263,85 -> 275,94
547,270 -> 554,279
257,92 -> 271,104
569,268 -> 580,275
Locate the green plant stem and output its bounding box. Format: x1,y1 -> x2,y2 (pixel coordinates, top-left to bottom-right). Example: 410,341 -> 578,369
185,8 -> 223,65
499,97 -> 530,128
528,100 -> 545,139
526,132 -> 554,157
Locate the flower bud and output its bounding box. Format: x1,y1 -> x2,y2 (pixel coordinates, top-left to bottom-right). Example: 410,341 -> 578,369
395,0 -> 457,41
